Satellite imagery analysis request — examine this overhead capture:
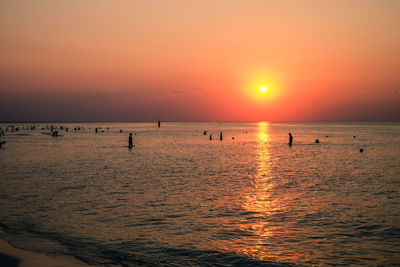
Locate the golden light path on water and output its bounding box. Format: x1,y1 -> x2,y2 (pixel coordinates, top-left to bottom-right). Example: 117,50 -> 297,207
233,122 -> 283,260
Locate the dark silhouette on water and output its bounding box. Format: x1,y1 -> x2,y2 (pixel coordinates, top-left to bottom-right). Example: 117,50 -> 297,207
360,148 -> 364,153
288,133 -> 293,146
209,134 -> 212,140
315,139 -> 320,143
220,132 -> 223,141
52,131 -> 58,137
203,131 -> 207,135
158,119 -> 161,128
0,140 -> 5,148
128,133 -> 133,148
95,128 -> 98,133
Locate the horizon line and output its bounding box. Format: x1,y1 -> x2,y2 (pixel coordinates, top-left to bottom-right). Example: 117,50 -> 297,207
1,120 -> 400,124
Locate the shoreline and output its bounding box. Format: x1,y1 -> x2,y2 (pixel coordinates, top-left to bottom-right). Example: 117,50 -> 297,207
0,237 -> 90,267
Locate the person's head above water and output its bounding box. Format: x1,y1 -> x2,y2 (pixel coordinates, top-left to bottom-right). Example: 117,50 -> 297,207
129,133 -> 132,136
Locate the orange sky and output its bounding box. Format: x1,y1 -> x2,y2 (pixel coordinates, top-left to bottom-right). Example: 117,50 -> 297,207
1,0 -> 399,121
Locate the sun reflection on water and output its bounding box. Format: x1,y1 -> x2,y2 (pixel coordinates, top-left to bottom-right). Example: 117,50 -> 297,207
234,122 -> 283,260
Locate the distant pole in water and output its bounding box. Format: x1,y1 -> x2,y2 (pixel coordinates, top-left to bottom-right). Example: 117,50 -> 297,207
220,132 -> 223,141
128,133 -> 133,148
158,119 -> 160,128
288,133 -> 293,146
210,134 -> 212,140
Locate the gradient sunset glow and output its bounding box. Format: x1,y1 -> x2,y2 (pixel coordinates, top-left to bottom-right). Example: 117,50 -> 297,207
1,0 -> 399,122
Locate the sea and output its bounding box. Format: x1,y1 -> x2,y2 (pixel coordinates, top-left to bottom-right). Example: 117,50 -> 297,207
0,122 -> 399,266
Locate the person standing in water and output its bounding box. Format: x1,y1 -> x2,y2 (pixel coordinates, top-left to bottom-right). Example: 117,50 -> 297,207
128,133 -> 133,148
220,132 -> 223,141
288,133 -> 293,146
158,119 -> 160,128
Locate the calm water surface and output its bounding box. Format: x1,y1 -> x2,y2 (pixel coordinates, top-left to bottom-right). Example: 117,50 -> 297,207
0,122 -> 399,266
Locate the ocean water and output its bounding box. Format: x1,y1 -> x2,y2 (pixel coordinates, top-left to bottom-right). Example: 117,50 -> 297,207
0,122 -> 399,266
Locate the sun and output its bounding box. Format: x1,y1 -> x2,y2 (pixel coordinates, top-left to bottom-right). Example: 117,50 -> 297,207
260,85 -> 267,93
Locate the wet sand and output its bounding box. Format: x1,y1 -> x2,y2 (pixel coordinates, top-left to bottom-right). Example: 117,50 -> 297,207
0,238 -> 89,267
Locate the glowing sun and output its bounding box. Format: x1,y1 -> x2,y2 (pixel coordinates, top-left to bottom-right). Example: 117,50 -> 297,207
260,85 -> 267,93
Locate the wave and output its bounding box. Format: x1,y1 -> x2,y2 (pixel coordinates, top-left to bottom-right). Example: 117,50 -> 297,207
0,222 -> 294,267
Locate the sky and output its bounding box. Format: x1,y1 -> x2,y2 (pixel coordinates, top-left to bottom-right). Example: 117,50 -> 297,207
1,0 -> 399,122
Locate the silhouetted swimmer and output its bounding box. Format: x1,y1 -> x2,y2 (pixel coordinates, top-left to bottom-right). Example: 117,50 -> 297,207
120,129 -> 123,133
158,119 -> 161,128
359,148 -> 364,153
288,133 -> 293,146
128,133 -> 133,148
353,136 -> 356,138
315,139 -> 320,143
203,131 -> 207,135
220,132 -> 223,141
232,137 -> 235,140
0,140 -> 5,148
210,134 -> 212,140
52,131 -> 58,137
95,128 -> 98,133
65,128 -> 68,132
